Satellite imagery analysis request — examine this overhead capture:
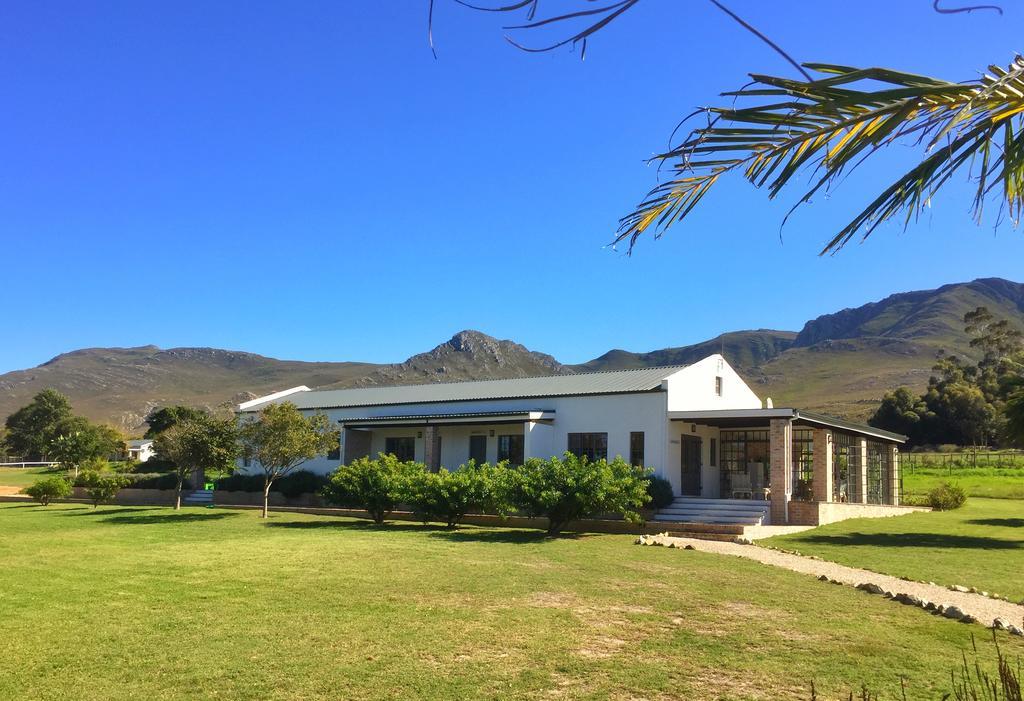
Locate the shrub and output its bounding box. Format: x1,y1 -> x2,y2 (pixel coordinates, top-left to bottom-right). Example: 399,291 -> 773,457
126,473 -> 191,491
322,454 -> 424,524
77,470 -> 130,508
928,481 -> 967,511
275,470 -> 329,499
23,477 -> 72,506
403,462 -> 495,528
498,453 -> 651,536
645,475 -> 674,509
214,473 -> 265,492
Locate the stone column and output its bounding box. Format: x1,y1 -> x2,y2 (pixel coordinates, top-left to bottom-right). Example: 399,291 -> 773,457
769,418 -> 793,524
811,428 -> 833,503
423,425 -> 441,472
856,437 -> 869,504
887,444 -> 900,506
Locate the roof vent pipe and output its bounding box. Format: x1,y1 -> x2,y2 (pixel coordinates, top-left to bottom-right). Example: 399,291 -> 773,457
765,397 -> 774,409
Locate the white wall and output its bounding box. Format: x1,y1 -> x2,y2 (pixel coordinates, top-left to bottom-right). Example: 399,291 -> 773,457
664,354 -> 762,411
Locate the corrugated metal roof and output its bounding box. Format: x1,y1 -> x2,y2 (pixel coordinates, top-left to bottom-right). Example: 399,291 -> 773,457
241,365 -> 686,412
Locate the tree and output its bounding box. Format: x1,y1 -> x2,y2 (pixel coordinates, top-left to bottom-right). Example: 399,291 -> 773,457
77,471 -> 129,509
402,462 -> 496,528
153,416 -> 239,509
49,417 -> 123,477
439,3 -> 1020,255
144,406 -> 211,439
3,389 -> 73,460
23,476 -> 72,506
498,453 -> 651,536
322,454 -> 424,524
238,402 -> 338,518
869,387 -> 929,444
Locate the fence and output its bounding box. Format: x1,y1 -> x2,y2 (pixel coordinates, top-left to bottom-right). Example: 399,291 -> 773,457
0,461 -> 60,469
901,451 -> 1024,473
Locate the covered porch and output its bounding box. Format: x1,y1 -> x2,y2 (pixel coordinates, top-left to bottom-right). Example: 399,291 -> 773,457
668,409 -> 908,526
338,410 -> 555,470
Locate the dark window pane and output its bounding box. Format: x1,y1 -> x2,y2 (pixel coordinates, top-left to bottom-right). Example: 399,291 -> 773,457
629,432 -> 644,467
385,436 -> 416,462
469,435 -> 487,464
567,433 -> 608,462
497,435 -> 524,465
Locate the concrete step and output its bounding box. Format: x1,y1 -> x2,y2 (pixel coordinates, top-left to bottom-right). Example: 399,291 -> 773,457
652,513 -> 762,525
183,489 -> 214,505
668,498 -> 769,509
659,504 -> 767,516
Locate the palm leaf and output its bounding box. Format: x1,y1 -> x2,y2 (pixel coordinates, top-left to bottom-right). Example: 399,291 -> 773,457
615,56 -> 1024,255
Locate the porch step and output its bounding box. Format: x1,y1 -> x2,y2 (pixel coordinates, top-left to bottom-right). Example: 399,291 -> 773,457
183,489 -> 214,506
659,530 -> 743,542
654,496 -> 769,526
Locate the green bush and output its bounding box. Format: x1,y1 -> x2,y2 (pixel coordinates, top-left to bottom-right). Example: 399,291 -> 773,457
77,471 -> 130,508
403,462 -> 496,528
645,475 -> 674,509
322,455 -> 424,524
928,481 -> 967,510
22,477 -> 72,506
214,471 -> 326,497
498,453 -> 651,536
126,473 -> 191,491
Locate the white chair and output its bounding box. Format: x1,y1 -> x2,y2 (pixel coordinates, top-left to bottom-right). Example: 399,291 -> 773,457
730,472 -> 753,499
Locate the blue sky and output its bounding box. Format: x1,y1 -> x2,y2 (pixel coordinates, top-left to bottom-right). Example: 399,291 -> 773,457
1,1 -> 1022,373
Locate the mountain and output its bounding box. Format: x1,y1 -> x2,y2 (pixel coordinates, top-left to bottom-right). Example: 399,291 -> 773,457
1,278 -> 1021,433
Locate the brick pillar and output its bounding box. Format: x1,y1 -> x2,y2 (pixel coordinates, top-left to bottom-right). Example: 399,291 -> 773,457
887,444 -> 900,506
812,428 -> 833,503
856,437 -> 869,504
769,419 -> 793,524
423,426 -> 441,471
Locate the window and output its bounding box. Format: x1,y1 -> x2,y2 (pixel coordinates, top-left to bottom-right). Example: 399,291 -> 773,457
715,376 -> 723,396
792,429 -> 814,501
327,435 -> 341,461
243,456 -> 252,468
629,432 -> 644,467
720,430 -> 769,494
497,434 -> 524,465
384,436 -> 416,462
469,435 -> 487,464
709,438 -> 717,467
568,433 -> 608,462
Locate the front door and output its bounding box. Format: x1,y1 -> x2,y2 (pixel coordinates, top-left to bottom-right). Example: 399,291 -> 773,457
680,436 -> 702,496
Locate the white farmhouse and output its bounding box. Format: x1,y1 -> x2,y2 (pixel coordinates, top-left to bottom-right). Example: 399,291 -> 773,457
237,354 -> 909,526
126,439 -> 156,463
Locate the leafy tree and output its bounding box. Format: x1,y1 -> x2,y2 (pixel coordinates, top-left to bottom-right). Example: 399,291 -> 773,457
3,389 -> 73,460
153,416 -> 239,509
49,417 -> 123,477
77,470 -> 129,508
869,387 -> 929,444
238,402 -> 338,518
498,453 -> 651,536
403,461 -> 497,528
322,454 -> 424,524
144,406 -> 211,439
23,476 -> 72,506
442,2 -> 1021,255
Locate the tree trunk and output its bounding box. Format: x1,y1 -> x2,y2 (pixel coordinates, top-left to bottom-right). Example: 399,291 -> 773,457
175,474 -> 183,510
262,479 -> 272,518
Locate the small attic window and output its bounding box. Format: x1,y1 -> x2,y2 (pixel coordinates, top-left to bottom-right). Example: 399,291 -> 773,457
715,376 -> 723,396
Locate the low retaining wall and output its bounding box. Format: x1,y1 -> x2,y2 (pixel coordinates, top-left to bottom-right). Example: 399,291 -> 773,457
787,500 -> 927,526
213,491 -> 326,508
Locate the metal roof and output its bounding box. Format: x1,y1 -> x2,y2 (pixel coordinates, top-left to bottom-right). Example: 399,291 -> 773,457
340,410 -> 555,426
240,365 -> 686,412
668,408 -> 907,443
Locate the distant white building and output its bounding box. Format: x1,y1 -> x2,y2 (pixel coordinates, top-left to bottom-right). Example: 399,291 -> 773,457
237,355 -> 908,526
126,439 -> 155,463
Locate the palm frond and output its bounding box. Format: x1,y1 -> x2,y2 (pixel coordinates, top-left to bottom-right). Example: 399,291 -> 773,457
615,56 -> 1024,255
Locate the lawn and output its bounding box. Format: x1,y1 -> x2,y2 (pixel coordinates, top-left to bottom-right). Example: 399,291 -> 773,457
761,498 -> 1024,602
902,466 -> 1024,500
0,465 -> 66,489
1,504 -> 1021,700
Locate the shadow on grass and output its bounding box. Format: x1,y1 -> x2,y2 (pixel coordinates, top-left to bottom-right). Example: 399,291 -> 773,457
98,512 -> 239,525
966,518 -> 1024,528
795,532 -> 1022,549
265,517 -> 582,542
63,507 -> 161,517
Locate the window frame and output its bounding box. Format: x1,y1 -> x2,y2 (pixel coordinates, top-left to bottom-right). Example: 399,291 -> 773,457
567,432 -> 609,462
629,431 -> 644,467
384,436 -> 416,462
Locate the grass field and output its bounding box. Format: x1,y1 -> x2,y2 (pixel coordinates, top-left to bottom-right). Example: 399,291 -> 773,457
0,466 -> 65,488
761,498 -> 1024,602
1,504 -> 1021,700
902,466 -> 1024,500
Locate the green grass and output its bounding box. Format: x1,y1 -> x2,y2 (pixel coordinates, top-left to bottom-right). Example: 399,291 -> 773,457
1,504 -> 1021,700
0,466 -> 67,488
762,498 -> 1024,602
903,467 -> 1024,499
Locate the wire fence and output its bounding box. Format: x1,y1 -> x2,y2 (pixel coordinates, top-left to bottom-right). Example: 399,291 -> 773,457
901,451 -> 1024,473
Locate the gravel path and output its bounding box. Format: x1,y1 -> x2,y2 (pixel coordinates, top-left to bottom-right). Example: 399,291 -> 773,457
643,535 -> 1024,630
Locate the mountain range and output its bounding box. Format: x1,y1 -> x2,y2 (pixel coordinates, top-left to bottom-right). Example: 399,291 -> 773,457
2,278 -> 1022,434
